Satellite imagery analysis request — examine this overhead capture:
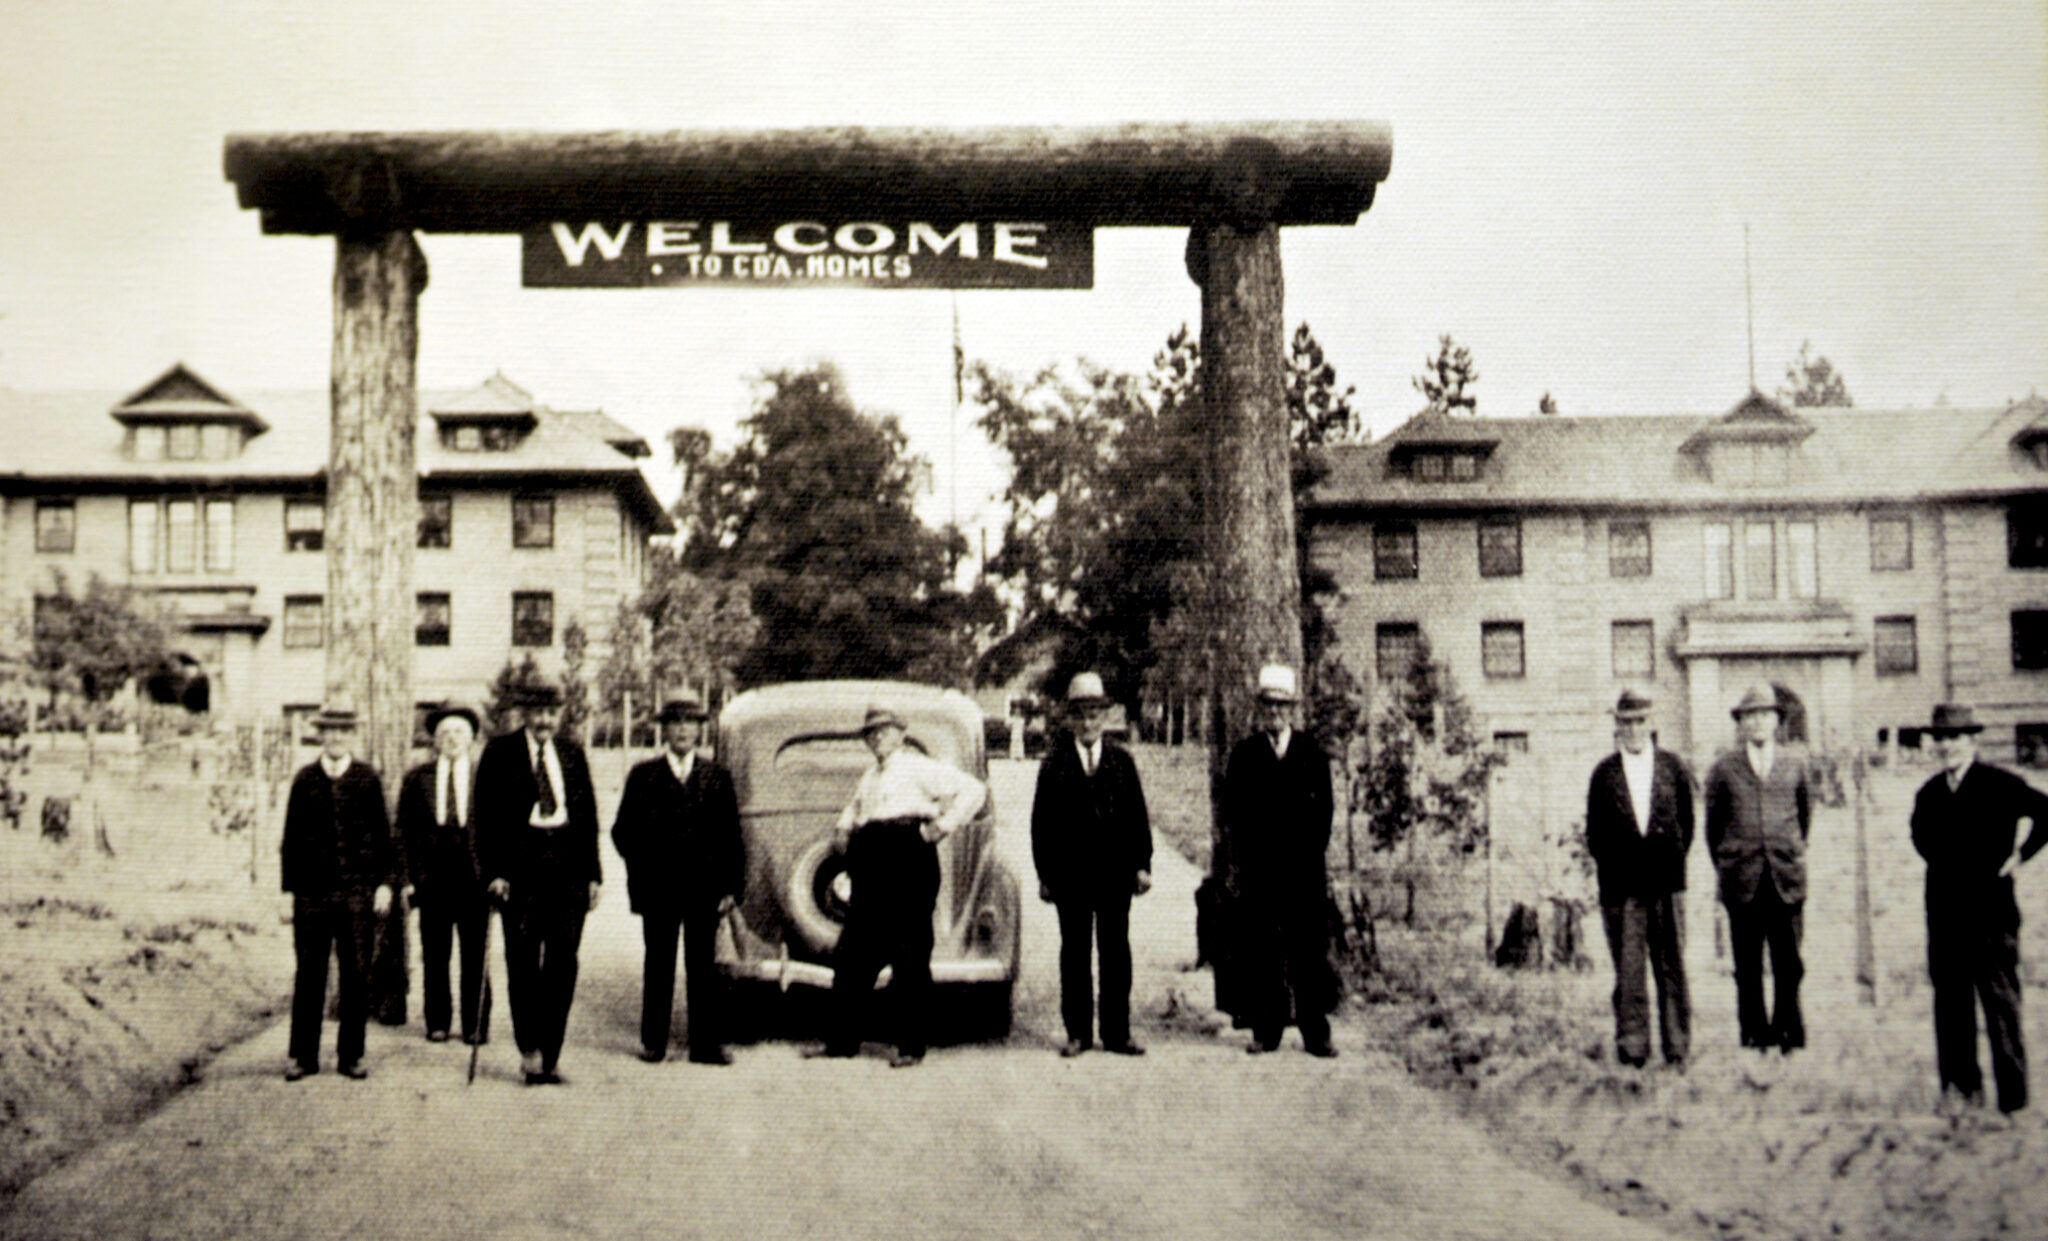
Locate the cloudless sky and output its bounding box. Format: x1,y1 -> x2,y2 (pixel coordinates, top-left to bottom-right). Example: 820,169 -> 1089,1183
3,0 -> 2044,541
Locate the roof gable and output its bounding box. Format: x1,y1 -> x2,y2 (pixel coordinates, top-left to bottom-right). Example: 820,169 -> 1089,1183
110,363 -> 269,432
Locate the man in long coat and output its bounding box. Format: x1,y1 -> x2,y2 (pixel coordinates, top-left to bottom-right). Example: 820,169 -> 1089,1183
396,700 -> 490,1046
611,697 -> 744,1065
475,680 -> 603,1086
1584,689 -> 1695,1068
1217,664 -> 1339,1057
1910,702 -> 2048,1115
1704,683 -> 1812,1054
1032,671 -> 1154,1058
280,704 -> 397,1081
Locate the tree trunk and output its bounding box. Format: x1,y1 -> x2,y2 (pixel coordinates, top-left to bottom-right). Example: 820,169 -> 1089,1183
329,227 -> 426,1024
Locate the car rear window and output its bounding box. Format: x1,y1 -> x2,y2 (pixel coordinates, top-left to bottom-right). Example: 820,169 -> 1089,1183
773,733 -> 942,774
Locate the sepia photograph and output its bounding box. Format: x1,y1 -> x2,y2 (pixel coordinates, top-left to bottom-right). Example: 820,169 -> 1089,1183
1,2 -> 2045,1237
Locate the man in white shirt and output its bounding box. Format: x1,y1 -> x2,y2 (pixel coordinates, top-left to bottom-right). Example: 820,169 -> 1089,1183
806,704 -> 986,1067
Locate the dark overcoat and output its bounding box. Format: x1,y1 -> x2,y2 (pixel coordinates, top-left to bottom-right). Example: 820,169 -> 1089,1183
281,759 -> 397,896
610,753 -> 744,918
1214,730 -> 1338,1023
1703,748 -> 1811,905
1911,760 -> 2048,938
1031,732 -> 1154,901
395,758 -> 484,906
1585,748 -> 1696,905
473,730 -> 603,898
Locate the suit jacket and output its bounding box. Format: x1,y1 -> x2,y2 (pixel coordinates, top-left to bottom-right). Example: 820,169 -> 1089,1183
395,756 -> 484,906
1218,730 -> 1334,911
1031,732 -> 1154,901
473,729 -> 603,899
281,759 -> 397,897
1704,746 -> 1811,905
1585,748 -> 1695,904
1911,760 -> 2048,936
610,752 -> 744,919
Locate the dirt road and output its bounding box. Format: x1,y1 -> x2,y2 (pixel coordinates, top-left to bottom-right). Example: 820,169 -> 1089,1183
0,760 -> 1672,1241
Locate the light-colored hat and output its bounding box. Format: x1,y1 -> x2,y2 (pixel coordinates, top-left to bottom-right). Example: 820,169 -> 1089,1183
1065,671 -> 1110,707
1729,684 -> 1781,719
312,705 -> 359,730
1254,664 -> 1299,704
424,700 -> 479,735
1611,689 -> 1654,720
1927,703 -> 1986,735
860,705 -> 907,735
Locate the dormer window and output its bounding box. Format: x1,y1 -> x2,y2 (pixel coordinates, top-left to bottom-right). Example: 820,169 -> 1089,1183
168,424 -> 200,460
1681,390 -> 1813,487
431,373 -> 540,453
1403,450 -> 1485,481
440,421 -> 525,452
109,364 -> 267,463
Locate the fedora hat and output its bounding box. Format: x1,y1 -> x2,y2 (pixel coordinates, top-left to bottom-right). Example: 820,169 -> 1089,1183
1064,671 -> 1110,707
860,705 -> 907,735
311,705 -> 359,730
1611,689 -> 1654,721
657,697 -> 709,725
512,679 -> 564,709
1927,702 -> 1986,735
1254,663 -> 1299,704
424,700 -> 480,736
1729,684 -> 1781,719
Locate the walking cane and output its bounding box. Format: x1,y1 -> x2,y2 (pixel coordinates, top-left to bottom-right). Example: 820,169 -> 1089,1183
468,907 -> 495,1086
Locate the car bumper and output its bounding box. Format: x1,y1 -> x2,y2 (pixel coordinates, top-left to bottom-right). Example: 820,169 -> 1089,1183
720,957 -> 1013,990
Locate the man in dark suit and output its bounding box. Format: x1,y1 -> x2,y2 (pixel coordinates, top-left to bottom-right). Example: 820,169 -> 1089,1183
1910,702 -> 2048,1116
611,697 -> 744,1066
1217,664 -> 1339,1058
475,680 -> 603,1086
280,704 -> 398,1081
1704,683 -> 1812,1054
1584,689 -> 1695,1069
397,700 -> 490,1046
1032,671 -> 1154,1058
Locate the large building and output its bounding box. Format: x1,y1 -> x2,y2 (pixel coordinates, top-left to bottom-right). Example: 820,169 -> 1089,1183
0,364 -> 671,735
1306,390 -> 2048,850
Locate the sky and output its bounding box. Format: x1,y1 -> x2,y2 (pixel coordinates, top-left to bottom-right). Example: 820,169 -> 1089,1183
3,0 -> 2045,547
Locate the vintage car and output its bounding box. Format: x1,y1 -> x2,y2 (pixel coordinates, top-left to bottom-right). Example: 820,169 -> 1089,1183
712,680 -> 1020,1035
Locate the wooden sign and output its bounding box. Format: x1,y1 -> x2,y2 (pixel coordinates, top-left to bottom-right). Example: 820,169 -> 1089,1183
521,218 -> 1093,289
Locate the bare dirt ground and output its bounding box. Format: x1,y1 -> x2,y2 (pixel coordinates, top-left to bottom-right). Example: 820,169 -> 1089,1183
0,753 -> 1674,1241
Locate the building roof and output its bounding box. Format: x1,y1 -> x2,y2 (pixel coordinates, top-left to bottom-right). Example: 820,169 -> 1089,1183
1310,394 -> 2048,516
0,366 -> 673,533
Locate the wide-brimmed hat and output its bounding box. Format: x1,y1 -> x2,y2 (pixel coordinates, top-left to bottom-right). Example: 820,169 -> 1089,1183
424,700 -> 480,736
1254,663 -> 1300,704
311,705 -> 359,730
860,705 -> 907,735
1927,703 -> 1986,736
512,679 -> 564,709
1065,671 -> 1111,708
657,697 -> 708,724
1729,684 -> 1782,719
1611,689 -> 1654,721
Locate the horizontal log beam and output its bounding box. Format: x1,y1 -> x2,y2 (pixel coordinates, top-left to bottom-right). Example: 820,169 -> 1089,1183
223,122 -> 1392,234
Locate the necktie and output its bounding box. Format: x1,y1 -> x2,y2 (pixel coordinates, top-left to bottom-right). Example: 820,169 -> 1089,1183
1084,745 -> 1096,777
535,749 -> 558,817
441,761 -> 457,827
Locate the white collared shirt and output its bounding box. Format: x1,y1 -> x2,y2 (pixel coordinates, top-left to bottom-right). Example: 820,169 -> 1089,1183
1618,743 -> 1656,835
320,755 -> 352,781
435,753 -> 471,826
1268,727 -> 1293,761
1947,756 -> 1974,793
1076,738 -> 1101,777
524,730 -> 569,828
836,746 -> 987,840
665,749 -> 696,786
1746,740 -> 1775,782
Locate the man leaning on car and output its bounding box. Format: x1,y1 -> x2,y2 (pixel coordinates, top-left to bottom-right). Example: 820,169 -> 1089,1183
805,704 -> 987,1068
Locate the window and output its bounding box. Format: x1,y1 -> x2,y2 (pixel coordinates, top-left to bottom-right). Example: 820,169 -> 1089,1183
2019,725 -> 2048,770
1481,621 -> 1525,679
285,500 -> 324,552
1608,519 -> 1651,578
35,500 -> 75,553
1873,615 -> 1917,675
165,499 -> 198,573
199,424 -> 234,460
1493,731 -> 1530,757
1415,453 -> 1447,481
1745,521 -> 1776,599
418,495 -> 452,549
513,496 -> 555,549
167,423 -> 200,461
1786,520 -> 1818,599
1477,518 -> 1522,578
2011,502 -> 2048,569
204,499 -> 233,571
416,593 -> 451,647
132,425 -> 166,461
283,596 -> 323,649
2013,610 -> 2048,670
1376,622 -> 1420,681
1449,453 -> 1479,481
1704,522 -> 1733,599
1373,523 -> 1418,580
513,592 -> 554,647
1871,515 -> 1912,571
129,500 -> 159,573
1612,620 -> 1654,678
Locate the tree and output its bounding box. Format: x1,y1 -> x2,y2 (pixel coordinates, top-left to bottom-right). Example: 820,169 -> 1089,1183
1284,322 -> 1364,708
559,620 -> 590,743
26,571 -> 171,717
1413,334 -> 1479,415
1778,340 -> 1853,408
483,653 -> 547,738
679,363 -> 998,686
1537,392 -> 1559,416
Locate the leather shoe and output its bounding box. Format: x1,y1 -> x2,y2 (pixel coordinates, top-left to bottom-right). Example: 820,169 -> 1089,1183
426,1030 -> 450,1044
1303,1042 -> 1339,1059
1058,1039 -> 1090,1058
638,1047 -> 666,1064
688,1048 -> 734,1066
1102,1040 -> 1147,1056
801,1044 -> 857,1060
888,1050 -> 925,1069
337,1062 -> 368,1080
461,1032 -> 488,1046
1246,1041 -> 1279,1055
283,1063 -> 314,1082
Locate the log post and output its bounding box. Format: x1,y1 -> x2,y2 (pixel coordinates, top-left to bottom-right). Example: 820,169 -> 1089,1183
329,226 -> 426,1023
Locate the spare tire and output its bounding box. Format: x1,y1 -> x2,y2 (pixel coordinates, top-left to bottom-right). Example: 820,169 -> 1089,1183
784,838 -> 854,954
